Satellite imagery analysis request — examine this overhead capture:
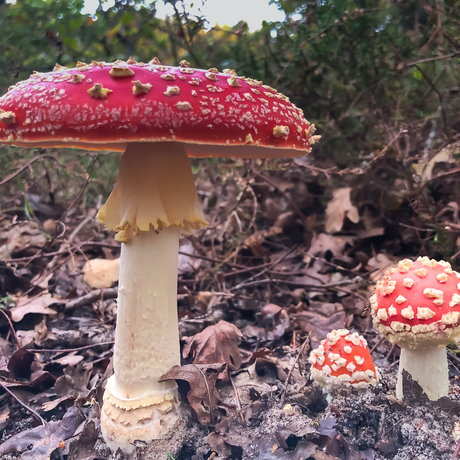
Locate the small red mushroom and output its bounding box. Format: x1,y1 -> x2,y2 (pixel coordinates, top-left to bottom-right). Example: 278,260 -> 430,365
371,256 -> 460,400
308,329 -> 379,394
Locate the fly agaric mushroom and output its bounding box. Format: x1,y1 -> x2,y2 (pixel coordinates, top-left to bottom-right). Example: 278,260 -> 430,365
309,329 -> 379,393
371,257 -> 460,401
0,59 -> 319,452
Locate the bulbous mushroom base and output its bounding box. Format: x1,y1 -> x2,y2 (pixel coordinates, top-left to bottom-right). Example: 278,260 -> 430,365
101,385 -> 183,454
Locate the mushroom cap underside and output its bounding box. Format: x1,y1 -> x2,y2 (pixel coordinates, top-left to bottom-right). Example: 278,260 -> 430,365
0,60 -> 319,157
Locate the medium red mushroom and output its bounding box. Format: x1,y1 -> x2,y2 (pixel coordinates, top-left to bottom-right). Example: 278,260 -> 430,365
0,58 -> 319,452
371,256 -> 460,400
309,329 -> 379,393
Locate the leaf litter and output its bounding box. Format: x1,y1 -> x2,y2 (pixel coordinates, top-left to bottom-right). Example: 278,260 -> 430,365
1,146 -> 460,460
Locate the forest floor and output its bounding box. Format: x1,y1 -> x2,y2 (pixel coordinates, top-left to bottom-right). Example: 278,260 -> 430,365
0,151 -> 460,460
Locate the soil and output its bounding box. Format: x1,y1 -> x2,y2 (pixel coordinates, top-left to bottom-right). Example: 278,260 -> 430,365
101,357 -> 460,460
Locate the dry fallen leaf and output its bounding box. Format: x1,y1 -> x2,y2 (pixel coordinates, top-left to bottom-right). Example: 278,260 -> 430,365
178,241 -> 202,274
411,143 -> 457,182
0,221 -> 47,260
0,406 -> 84,460
10,295 -> 60,322
219,364 -> 273,408
0,405 -> 9,432
83,258 -> 120,288
243,226 -> 282,257
325,188 -> 359,233
54,362 -> 94,398
16,318 -> 48,348
182,320 -> 243,373
7,347 -> 35,379
292,311 -> 347,348
306,233 -> 356,260
160,363 -> 225,424
367,253 -> 395,281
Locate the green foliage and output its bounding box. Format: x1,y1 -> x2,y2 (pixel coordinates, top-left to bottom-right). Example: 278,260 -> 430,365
2,0 -> 459,158
0,295 -> 15,309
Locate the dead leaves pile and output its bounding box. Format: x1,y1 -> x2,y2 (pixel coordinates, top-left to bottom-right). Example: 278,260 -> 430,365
3,140 -> 459,460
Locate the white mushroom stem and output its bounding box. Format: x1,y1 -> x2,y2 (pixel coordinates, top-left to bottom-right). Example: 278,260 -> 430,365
111,228 -> 181,399
396,345 -> 448,401
99,143 -> 207,452
101,228 -> 182,452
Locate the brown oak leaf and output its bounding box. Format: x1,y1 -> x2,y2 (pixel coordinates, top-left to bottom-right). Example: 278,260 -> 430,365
182,320 -> 243,374
160,363 -> 225,425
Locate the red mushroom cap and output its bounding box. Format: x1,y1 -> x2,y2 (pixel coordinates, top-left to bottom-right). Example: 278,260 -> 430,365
370,257 -> 460,347
0,59 -> 319,156
308,329 -> 379,391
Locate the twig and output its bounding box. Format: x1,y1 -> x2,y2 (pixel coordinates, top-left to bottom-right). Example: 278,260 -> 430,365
406,52 -> 460,67
273,25 -> 332,85
30,157 -> 99,287
193,364 -> 214,423
31,340 -> 114,354
230,246 -> 298,292
229,373 -> 245,423
2,240 -> 120,263
255,172 -> 307,222
64,288 -> 118,312
415,64 -> 446,126
370,336 -> 385,354
232,276 -> 366,291
423,67 -> 446,99
300,250 -> 363,278
0,309 -> 18,346
68,209 -> 97,243
423,166 -> 460,185
3,239 -> 270,273
334,286 -> 368,304
280,335 -> 310,405
387,343 -> 397,361
447,351 -> 460,366
170,1 -> 203,67
0,381 -> 46,426
0,152 -> 56,187
370,128 -> 406,164
398,223 -> 434,232
339,84 -> 376,121
451,438 -> 460,460
58,155 -> 98,224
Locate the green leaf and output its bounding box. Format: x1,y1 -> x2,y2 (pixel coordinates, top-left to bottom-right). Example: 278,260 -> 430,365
413,68 -> 423,81
120,12 -> 135,25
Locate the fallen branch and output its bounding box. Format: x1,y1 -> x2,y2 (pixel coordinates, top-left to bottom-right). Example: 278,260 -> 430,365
64,288 -> 118,312
31,340 -> 114,354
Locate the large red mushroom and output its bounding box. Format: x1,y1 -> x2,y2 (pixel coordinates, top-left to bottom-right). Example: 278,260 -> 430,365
0,58 -> 319,452
371,257 -> 460,400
